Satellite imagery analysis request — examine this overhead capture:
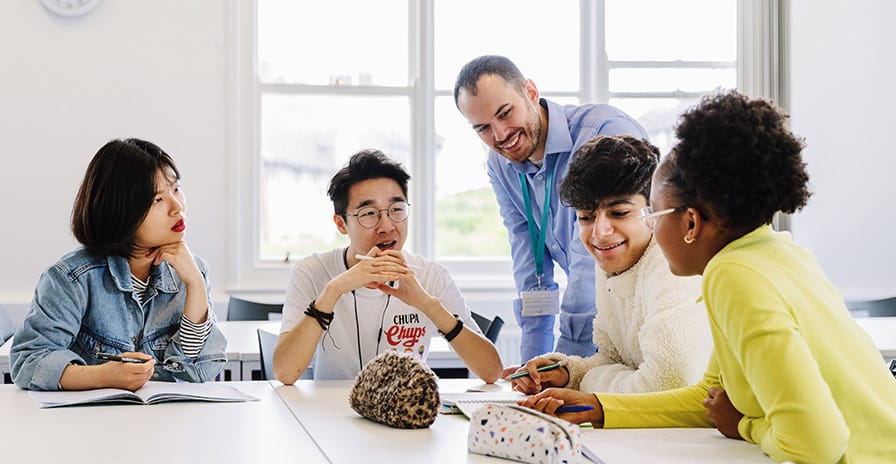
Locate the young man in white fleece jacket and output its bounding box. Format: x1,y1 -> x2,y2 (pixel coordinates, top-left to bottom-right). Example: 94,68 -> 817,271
510,135 -> 712,394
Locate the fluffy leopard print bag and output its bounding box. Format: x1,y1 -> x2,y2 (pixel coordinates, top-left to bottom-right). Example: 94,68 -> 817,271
349,351 -> 440,429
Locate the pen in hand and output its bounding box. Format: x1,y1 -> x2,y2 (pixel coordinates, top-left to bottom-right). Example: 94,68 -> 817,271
555,404 -> 594,413
97,352 -> 149,364
507,360 -> 567,380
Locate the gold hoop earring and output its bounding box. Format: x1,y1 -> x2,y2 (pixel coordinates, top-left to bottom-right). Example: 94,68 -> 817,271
684,235 -> 695,244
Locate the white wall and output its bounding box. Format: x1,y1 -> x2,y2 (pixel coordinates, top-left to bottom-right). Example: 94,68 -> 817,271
0,1 -> 231,323
788,0 -> 896,300
1,1 -> 894,333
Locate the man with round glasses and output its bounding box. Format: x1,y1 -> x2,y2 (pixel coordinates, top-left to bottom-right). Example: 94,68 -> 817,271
344,201 -> 409,229
273,149 -> 503,383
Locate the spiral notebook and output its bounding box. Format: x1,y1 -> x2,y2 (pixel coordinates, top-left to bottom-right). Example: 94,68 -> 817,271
440,391 -> 526,418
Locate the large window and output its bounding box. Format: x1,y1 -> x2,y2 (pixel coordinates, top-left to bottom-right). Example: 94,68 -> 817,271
242,0 -> 738,287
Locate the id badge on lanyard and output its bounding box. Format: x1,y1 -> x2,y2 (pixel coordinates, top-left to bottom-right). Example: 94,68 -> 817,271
521,286 -> 561,317
518,156 -> 561,318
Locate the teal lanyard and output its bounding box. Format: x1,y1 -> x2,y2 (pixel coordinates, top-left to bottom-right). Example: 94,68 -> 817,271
518,155 -> 557,289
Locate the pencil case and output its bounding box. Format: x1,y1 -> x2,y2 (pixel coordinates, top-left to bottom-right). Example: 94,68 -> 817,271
467,403 -> 597,464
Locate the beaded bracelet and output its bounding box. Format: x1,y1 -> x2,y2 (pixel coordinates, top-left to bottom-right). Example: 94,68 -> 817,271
304,300 -> 334,330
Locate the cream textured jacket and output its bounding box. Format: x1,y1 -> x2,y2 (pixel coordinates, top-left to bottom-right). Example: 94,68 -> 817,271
545,238 -> 712,393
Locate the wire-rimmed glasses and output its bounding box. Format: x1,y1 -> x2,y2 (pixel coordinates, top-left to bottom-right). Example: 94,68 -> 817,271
639,206 -> 677,230
344,201 -> 410,229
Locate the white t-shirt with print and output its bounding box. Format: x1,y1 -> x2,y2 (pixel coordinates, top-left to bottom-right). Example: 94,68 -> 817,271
280,248 -> 481,380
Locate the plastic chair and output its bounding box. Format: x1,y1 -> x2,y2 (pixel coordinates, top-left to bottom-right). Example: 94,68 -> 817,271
227,297 -> 283,321
256,328 -> 313,381
0,305 -> 14,344
846,296 -> 896,317
257,329 -> 278,381
470,311 -> 504,344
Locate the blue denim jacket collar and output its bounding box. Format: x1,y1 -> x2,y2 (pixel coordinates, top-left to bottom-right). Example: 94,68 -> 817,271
106,254 -> 180,294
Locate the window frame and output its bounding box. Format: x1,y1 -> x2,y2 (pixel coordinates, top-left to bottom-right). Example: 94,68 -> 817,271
230,0 -> 777,292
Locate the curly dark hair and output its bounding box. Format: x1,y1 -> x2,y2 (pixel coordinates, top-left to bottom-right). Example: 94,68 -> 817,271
559,135 -> 659,211
327,149 -> 410,215
660,91 -> 810,231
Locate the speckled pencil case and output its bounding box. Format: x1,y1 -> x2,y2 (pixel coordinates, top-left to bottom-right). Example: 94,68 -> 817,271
467,403 -> 597,464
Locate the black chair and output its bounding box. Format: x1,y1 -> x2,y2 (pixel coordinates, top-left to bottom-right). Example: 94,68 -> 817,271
434,312 -> 504,379
845,296 -> 896,317
227,297 -> 284,321
471,311 -> 504,344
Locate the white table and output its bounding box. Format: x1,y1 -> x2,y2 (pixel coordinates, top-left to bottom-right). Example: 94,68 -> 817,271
0,381 -> 327,463
853,316 -> 896,358
274,378 -> 773,463
216,320 -> 281,380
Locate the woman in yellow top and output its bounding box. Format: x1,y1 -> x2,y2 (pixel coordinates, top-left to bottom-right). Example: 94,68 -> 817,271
521,90 -> 896,463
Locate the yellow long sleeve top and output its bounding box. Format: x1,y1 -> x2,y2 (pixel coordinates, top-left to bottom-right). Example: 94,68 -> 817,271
596,225 -> 896,463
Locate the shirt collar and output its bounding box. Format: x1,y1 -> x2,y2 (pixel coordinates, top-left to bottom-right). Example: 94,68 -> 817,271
107,254 -> 180,293
505,98 -> 573,175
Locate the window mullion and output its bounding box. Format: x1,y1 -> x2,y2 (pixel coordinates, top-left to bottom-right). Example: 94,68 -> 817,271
579,0 -> 599,103
411,0 -> 435,258
588,0 -> 608,104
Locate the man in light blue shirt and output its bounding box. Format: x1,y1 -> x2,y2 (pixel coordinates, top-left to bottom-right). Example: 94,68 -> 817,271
454,55 -> 648,363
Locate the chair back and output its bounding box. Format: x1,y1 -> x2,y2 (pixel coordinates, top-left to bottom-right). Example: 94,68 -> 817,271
227,297 -> 284,321
0,305 -> 14,344
257,328 -> 313,381
846,296 -> 896,317
470,311 -> 504,344
257,329 -> 278,381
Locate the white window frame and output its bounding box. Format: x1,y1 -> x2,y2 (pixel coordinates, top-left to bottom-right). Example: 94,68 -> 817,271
228,0 -> 779,293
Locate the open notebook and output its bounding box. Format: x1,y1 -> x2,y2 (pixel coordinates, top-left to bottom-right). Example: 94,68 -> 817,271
440,390 -> 526,418
28,381 -> 258,408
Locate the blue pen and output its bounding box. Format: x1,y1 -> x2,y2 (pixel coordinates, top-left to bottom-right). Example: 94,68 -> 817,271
556,405 -> 594,413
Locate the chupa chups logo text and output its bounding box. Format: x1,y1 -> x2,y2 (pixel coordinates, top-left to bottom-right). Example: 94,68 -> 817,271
385,313 -> 426,347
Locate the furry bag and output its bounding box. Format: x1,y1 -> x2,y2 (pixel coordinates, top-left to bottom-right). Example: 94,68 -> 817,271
349,351 -> 440,429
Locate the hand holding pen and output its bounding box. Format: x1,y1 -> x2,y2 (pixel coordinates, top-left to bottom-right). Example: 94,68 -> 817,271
98,352 -> 150,363
509,359 -> 570,394
519,387 -> 603,423
95,352 -> 155,391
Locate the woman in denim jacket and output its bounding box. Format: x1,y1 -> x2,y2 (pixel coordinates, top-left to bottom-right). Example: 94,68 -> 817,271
11,138 -> 226,391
